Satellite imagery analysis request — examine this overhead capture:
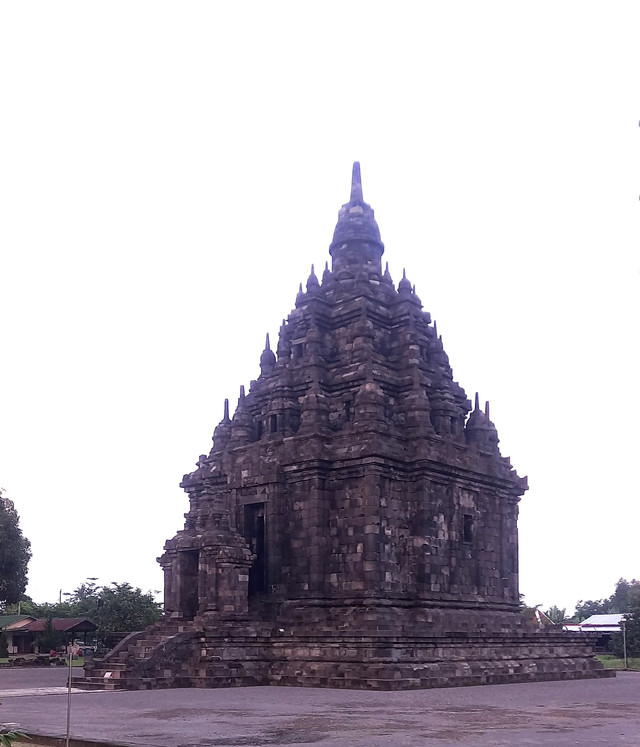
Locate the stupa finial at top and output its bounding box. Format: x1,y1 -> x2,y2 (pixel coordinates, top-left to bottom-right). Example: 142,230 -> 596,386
350,161 -> 363,203
329,161 -> 384,266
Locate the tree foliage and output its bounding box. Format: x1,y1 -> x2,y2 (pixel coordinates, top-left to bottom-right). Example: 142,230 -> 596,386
572,578 -> 640,622
543,605 -> 567,624
68,580 -> 163,632
0,489 -> 31,606
4,579 -> 162,635
574,598 -> 612,621
611,597 -> 640,658
610,578 -> 640,613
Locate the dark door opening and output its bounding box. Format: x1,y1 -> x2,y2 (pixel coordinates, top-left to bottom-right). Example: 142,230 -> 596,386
244,503 -> 267,596
178,550 -> 200,619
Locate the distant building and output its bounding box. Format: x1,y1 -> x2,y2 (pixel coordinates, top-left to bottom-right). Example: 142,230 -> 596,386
578,614 -> 625,630
0,615 -> 96,654
0,615 -> 36,654
564,614 -> 624,650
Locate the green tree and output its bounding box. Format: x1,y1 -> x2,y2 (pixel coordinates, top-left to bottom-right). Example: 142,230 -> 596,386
3,598 -> 75,618
93,582 -> 161,632
544,605 -> 567,624
65,579 -> 101,615
0,490 -> 31,606
3,578 -> 162,642
574,598 -> 612,621
611,598 -> 640,658
571,579 -> 640,622
0,633 -> 8,658
610,578 -> 640,613
59,579 -> 162,633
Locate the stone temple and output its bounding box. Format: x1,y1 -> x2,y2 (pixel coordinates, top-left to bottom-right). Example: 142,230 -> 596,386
83,164 -> 609,690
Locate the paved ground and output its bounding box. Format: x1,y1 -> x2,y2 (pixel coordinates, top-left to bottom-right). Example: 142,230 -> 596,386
1,668 -> 639,746
0,666 -> 85,696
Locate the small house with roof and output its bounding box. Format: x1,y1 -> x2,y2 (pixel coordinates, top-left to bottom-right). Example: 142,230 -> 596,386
563,614 -> 624,651
0,615 -> 37,654
0,615 -> 97,654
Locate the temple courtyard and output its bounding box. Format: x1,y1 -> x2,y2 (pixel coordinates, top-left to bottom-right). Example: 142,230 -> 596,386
1,668 -> 639,746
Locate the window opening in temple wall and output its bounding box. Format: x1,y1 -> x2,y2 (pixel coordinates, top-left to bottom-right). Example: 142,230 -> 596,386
463,514 -> 474,544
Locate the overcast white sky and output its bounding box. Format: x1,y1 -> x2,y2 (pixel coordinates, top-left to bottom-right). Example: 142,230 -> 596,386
1,2 -> 638,615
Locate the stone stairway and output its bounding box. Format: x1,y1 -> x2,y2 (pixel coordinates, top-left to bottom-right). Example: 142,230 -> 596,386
76,620 -> 199,690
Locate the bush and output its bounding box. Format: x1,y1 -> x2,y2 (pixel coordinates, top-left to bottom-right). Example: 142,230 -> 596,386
34,616 -> 64,654
0,633 -> 8,659
610,602 -> 640,658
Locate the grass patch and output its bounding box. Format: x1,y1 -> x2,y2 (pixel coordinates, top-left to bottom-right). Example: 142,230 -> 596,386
597,654 -> 640,670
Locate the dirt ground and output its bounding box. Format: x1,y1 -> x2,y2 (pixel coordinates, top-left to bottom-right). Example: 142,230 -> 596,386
1,668 -> 639,746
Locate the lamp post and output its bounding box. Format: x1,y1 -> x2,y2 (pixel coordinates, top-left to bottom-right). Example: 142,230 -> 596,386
66,641 -> 81,747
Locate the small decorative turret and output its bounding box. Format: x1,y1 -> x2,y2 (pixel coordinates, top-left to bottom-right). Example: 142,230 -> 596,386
306,264 -> 320,293
398,268 -> 412,294
211,398 -> 232,454
465,393 -> 500,452
295,282 -> 305,308
484,400 -> 500,450
260,333 -> 276,374
429,330 -> 450,368
322,261 -> 333,285
382,261 -> 394,287
229,385 -> 254,445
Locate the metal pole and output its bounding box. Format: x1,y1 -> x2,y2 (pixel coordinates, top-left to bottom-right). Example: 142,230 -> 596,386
66,643 -> 73,747
623,619 -> 628,670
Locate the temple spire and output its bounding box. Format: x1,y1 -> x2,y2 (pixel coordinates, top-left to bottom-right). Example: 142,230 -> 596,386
329,162 -> 383,268
350,161 -> 363,203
